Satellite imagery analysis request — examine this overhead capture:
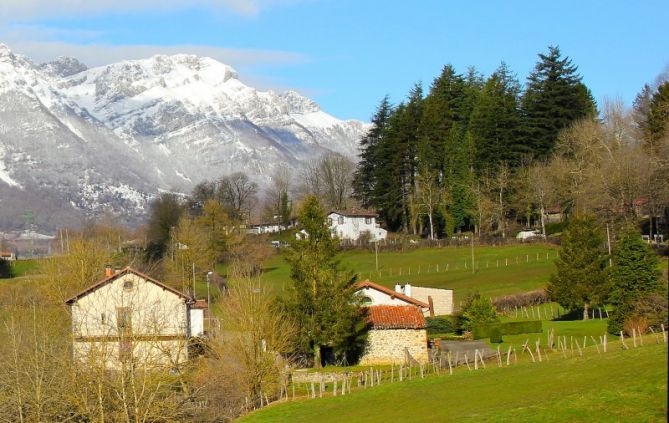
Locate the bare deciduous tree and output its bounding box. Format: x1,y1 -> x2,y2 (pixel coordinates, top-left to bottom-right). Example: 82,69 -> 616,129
219,172 -> 258,222
301,153 -> 355,210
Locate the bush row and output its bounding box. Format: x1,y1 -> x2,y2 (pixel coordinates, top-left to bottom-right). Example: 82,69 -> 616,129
493,289 -> 549,310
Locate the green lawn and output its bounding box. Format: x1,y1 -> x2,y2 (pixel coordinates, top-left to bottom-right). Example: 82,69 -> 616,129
0,259 -> 40,279
251,244 -> 558,303
240,343 -> 668,422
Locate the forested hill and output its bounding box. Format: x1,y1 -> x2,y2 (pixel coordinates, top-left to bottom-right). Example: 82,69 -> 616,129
352,46 -> 669,239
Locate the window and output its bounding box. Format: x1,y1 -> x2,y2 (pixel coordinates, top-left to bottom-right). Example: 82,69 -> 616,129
365,217 -> 372,224
123,280 -> 134,290
361,296 -> 373,306
101,312 -> 106,324
338,216 -> 344,225
327,218 -> 333,226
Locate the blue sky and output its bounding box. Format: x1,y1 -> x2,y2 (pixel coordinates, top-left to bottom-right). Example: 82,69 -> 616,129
1,0 -> 667,121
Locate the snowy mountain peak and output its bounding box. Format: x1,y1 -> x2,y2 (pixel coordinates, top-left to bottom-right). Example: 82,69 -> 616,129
39,56 -> 88,77
0,43 -> 366,230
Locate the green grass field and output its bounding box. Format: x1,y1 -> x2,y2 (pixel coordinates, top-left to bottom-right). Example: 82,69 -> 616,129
240,342 -> 668,422
250,243 -> 558,303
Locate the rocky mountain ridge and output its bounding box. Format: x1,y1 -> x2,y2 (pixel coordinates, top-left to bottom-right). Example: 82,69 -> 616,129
0,44 -> 366,230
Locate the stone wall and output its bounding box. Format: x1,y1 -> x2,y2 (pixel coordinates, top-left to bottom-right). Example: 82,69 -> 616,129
359,329 -> 428,365
411,287 -> 454,316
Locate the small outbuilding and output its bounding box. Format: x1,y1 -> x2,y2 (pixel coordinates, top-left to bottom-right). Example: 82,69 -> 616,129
359,305 -> 428,365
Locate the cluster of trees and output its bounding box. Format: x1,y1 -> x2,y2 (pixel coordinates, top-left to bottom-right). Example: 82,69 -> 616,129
548,217 -> 667,333
353,46 -> 669,240
0,195 -> 368,421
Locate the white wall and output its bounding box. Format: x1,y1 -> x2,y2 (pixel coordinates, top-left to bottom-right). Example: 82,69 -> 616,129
70,273 -> 190,368
189,308 -> 205,337
409,286 -> 454,316
356,286 -> 415,307
71,273 -> 188,338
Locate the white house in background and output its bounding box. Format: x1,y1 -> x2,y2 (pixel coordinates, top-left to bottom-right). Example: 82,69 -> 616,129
327,210 -> 387,242
65,266 -> 208,369
355,280 -> 454,317
245,223 -> 285,235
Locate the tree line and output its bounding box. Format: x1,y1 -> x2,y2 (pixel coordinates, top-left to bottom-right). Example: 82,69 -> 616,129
353,46 -> 669,240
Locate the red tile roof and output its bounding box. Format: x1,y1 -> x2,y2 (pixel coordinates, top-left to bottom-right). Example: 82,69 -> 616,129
366,305 -> 426,329
355,280 -> 429,308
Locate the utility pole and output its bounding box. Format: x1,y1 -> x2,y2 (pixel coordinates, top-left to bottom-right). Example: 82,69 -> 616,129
207,271 -> 213,306
374,241 -> 379,271
470,233 -> 475,274
606,223 -> 612,267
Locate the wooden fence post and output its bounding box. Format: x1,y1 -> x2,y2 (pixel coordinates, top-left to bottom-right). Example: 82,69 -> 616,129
591,336 -> 601,354
620,331 -> 628,350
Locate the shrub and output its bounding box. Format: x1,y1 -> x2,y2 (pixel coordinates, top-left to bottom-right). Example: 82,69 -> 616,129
545,221 -> 568,235
460,293 -> 499,332
489,327 -> 504,343
426,316 -> 456,334
623,315 -> 649,336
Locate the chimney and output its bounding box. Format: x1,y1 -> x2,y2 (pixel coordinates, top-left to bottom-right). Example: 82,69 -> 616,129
394,284 -> 402,293
104,264 -> 113,277
404,283 -> 412,298
114,267 -> 122,274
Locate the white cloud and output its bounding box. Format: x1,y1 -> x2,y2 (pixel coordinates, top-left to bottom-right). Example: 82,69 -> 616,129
0,0 -> 299,20
5,40 -> 308,69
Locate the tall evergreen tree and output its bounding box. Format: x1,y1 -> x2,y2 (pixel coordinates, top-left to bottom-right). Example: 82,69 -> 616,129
418,65 -> 467,172
372,85 -> 423,233
547,216 -> 609,319
469,62 -> 523,170
521,46 -> 597,159
372,104 -> 407,231
282,196 -> 365,367
645,81 -> 669,148
352,96 -> 393,208
607,227 -> 663,334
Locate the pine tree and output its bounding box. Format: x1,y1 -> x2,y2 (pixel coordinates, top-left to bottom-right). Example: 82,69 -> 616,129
372,104 -> 407,231
372,86 -> 423,233
352,96 -> 392,208
282,196 -> 365,367
469,62 -> 523,170
645,81 -> 669,148
521,46 -> 597,159
607,227 -> 663,334
418,65 -> 467,172
547,216 -> 609,319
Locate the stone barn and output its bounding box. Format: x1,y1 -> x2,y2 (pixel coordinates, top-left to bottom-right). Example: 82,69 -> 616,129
359,305 -> 428,365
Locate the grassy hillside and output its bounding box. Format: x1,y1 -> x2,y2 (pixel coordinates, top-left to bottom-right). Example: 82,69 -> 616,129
240,342 -> 668,422
249,243 -> 558,303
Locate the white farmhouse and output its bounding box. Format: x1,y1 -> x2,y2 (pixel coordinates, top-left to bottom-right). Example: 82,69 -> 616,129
327,210 -> 387,242
65,267 -> 208,369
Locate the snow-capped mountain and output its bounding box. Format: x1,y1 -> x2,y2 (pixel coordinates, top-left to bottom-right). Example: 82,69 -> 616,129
0,44 -> 366,229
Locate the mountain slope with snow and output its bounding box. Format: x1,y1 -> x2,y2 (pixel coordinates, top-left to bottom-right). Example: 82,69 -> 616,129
0,44 -> 366,230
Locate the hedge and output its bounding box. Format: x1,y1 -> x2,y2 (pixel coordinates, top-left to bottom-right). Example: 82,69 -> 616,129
472,320 -> 543,340
426,316 -> 458,334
